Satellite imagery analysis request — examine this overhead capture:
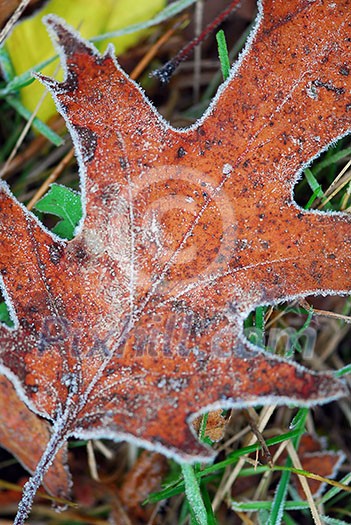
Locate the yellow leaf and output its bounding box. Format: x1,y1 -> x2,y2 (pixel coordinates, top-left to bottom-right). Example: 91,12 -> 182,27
5,0 -> 165,122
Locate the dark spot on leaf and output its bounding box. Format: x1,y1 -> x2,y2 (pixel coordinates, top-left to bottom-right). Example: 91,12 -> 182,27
119,157 -> 128,169
60,70 -> 79,93
177,147 -> 186,158
76,126 -> 98,163
313,79 -> 345,96
49,244 -> 64,265
28,306 -> 38,314
339,65 -> 349,76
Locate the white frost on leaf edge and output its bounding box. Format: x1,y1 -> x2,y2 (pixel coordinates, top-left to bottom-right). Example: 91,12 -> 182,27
0,0 -> 348,468
34,2 -> 264,239
69,385 -> 347,466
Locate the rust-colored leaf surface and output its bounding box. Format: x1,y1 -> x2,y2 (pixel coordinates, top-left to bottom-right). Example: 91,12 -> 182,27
293,433 -> 345,498
0,0 -> 350,470
118,450 -> 168,520
232,432 -> 345,499
0,376 -> 70,498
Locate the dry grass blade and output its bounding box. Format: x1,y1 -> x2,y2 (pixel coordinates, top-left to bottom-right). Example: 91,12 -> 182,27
0,0 -> 30,44
26,148 -> 75,209
287,441 -> 322,525
130,15 -> 187,80
318,160 -> 351,209
212,405 -> 276,511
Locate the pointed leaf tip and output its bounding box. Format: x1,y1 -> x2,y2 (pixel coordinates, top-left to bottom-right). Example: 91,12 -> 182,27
34,72 -> 60,91
43,15 -> 97,59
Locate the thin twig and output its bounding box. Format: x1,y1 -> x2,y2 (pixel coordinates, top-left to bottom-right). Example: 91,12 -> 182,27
243,409 -> 273,467
152,0 -> 241,83
129,16 -> 185,80
26,148 -> 75,210
0,0 -> 31,45
299,299 -> 351,324
193,0 -> 204,103
86,440 -> 100,482
212,405 -> 276,511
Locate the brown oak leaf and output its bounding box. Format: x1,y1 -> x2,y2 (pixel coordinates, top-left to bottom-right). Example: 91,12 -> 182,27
0,0 -> 350,521
293,433 -> 345,498
0,376 -> 71,498
232,433 -> 345,500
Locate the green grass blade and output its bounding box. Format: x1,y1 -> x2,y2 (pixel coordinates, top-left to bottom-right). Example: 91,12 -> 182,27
0,302 -> 14,327
91,0 -> 198,42
267,408 -> 308,525
0,47 -> 15,81
202,21 -> 254,102
304,167 -> 332,209
313,146 -> 351,175
201,483 -> 217,525
268,468 -> 291,525
147,428 -> 302,504
181,464 -> 208,525
198,428 -> 302,480
0,55 -> 58,97
334,364 -> 351,378
231,500 -> 311,512
320,473 -> 351,504
288,307 -> 314,356
216,30 -> 231,81
5,96 -> 63,146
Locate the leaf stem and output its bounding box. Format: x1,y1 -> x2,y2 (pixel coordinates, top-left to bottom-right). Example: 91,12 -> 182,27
14,378 -> 78,524
13,422 -> 67,524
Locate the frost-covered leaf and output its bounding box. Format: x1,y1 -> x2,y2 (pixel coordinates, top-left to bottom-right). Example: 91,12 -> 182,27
0,1 -> 350,521
0,376 -> 70,498
4,0 -> 165,121
294,434 -> 345,498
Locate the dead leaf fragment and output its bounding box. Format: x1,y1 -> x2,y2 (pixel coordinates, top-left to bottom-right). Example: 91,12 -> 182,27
193,410 -> 228,442
0,375 -> 70,498
294,433 -> 345,498
118,451 -> 168,520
